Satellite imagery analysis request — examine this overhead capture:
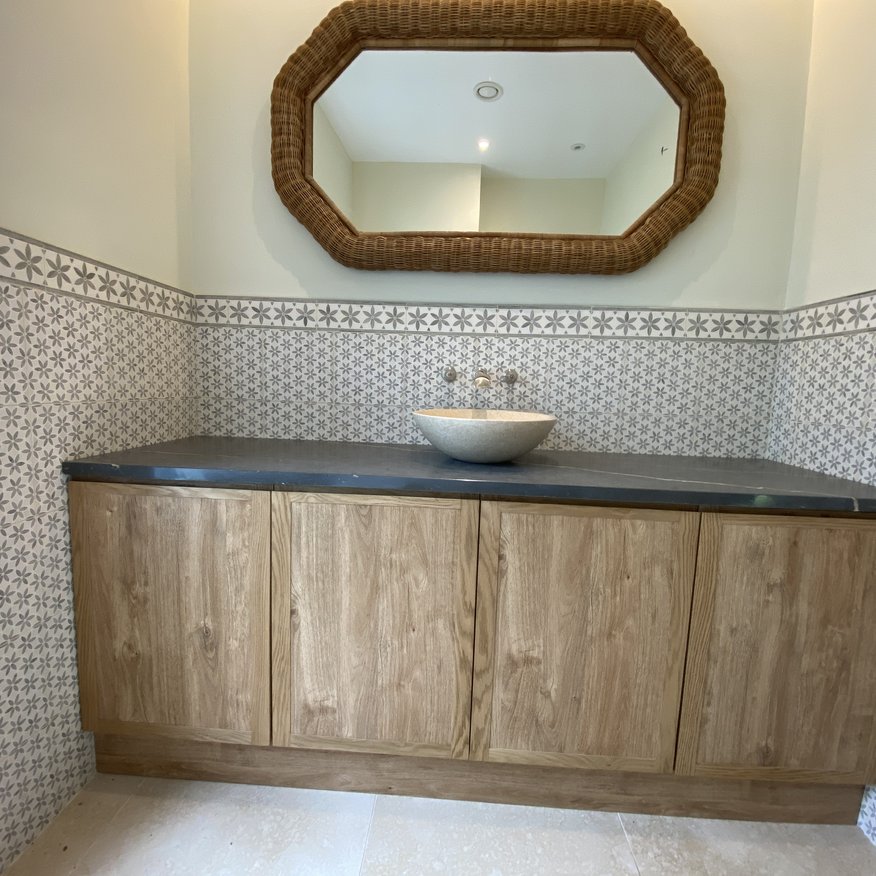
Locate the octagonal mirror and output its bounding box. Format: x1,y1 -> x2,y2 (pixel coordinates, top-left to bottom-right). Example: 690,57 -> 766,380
272,0 -> 725,274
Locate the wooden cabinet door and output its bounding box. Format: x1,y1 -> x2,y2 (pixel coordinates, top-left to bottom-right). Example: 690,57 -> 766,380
70,482 -> 270,745
271,492 -> 478,758
677,514 -> 876,784
472,502 -> 699,772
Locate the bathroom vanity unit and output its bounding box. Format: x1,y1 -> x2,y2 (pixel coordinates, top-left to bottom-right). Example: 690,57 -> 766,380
62,438 -> 876,824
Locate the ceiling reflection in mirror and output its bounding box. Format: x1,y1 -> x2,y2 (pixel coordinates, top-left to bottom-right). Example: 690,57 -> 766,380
312,50 -> 681,237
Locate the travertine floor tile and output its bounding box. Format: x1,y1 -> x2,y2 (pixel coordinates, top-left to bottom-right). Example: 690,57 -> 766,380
6,774 -> 143,876
9,775 -> 375,876
75,777 -> 375,876
359,794 -> 639,875
9,776 -> 876,876
620,812 -> 876,875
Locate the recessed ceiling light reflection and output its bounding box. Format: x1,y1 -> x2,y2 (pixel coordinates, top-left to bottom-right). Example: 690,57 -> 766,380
478,138 -> 491,152
474,81 -> 503,101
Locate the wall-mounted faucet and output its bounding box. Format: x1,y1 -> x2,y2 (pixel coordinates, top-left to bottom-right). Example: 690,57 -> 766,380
442,366 -> 519,387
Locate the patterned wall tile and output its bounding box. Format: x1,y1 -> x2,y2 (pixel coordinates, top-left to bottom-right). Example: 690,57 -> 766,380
0,268 -> 195,871
767,332 -> 875,486
194,329 -> 782,460
0,284 -> 30,406
861,787 -> 876,845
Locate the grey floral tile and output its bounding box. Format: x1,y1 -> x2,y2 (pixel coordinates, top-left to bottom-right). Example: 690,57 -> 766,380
264,329 -> 341,404
186,292 -> 850,342
184,302 -> 868,469
0,236 -> 198,872
0,284 -> 31,406
26,290 -> 113,404
8,240 -> 46,285
197,326 -> 267,401
767,331 -> 875,484
861,787 -> 876,845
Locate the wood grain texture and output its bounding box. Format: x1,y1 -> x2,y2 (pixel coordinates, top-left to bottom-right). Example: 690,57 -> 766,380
473,502 -> 698,772
677,514 -> 876,783
470,500 -> 501,760
94,734 -> 865,825
868,711 -> 876,784
69,482 -> 270,745
272,492 -> 478,758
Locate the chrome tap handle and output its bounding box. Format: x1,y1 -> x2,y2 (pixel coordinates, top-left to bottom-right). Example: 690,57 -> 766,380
500,368 -> 519,386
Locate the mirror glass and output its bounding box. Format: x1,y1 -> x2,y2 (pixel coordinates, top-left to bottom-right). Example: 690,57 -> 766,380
313,50 -> 680,237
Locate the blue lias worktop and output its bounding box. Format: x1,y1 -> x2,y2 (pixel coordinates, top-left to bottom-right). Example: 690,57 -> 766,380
62,436 -> 876,513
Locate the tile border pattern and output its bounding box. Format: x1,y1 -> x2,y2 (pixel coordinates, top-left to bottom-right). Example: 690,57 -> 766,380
3,227 -> 875,340
0,230 -> 195,324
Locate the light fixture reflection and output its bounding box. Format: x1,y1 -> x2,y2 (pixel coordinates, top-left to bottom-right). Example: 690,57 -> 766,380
478,138 -> 491,152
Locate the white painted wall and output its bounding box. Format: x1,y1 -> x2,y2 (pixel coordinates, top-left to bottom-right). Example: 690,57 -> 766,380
601,102 -> 679,236
187,0 -> 814,308
352,163 -> 481,232
0,0 -> 816,307
312,105 -> 354,220
785,0 -> 876,307
0,0 -> 190,289
479,178 -> 605,235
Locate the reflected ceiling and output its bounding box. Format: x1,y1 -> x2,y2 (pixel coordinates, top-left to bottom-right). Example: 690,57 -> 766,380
318,50 -> 677,179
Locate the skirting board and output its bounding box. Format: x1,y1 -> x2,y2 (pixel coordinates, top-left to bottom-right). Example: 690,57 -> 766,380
95,735 -> 864,825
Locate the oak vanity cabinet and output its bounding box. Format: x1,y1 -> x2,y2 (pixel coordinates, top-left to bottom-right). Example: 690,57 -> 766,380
471,502 -> 699,772
69,483 -> 271,745
69,478 -> 876,821
677,513 -> 876,784
270,492 -> 478,758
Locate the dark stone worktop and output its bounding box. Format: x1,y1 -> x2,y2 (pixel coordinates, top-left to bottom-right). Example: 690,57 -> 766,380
61,436 -> 876,513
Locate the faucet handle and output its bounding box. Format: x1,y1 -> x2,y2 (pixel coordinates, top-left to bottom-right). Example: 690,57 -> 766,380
442,366 -> 458,383
500,368 -> 519,386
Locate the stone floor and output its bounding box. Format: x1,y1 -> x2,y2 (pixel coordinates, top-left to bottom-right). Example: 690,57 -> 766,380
6,774 -> 876,875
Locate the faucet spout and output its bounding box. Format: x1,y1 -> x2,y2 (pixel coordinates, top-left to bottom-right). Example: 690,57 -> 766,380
473,368 -> 492,389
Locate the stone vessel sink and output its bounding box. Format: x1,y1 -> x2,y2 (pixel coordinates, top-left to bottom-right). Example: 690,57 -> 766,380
413,408 -> 557,464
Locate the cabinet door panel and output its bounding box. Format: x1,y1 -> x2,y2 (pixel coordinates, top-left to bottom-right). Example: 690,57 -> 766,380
272,492 -> 478,758
472,502 -> 699,772
677,514 -> 876,783
70,482 -> 270,745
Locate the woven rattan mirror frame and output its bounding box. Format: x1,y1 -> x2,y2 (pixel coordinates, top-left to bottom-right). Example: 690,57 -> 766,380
271,0 -> 725,274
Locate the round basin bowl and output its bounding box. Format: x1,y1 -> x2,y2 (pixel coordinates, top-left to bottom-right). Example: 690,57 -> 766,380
413,408 -> 557,464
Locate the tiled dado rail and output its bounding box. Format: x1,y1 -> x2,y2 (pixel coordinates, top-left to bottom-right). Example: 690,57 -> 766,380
0,225 -> 874,870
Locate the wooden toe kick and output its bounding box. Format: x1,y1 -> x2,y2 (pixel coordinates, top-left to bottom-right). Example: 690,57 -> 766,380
94,735 -> 864,826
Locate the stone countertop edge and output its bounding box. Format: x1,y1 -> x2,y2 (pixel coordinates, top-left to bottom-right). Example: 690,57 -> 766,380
60,437 -> 876,514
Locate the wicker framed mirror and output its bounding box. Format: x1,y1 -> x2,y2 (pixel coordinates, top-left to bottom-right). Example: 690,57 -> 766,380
271,0 -> 725,274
